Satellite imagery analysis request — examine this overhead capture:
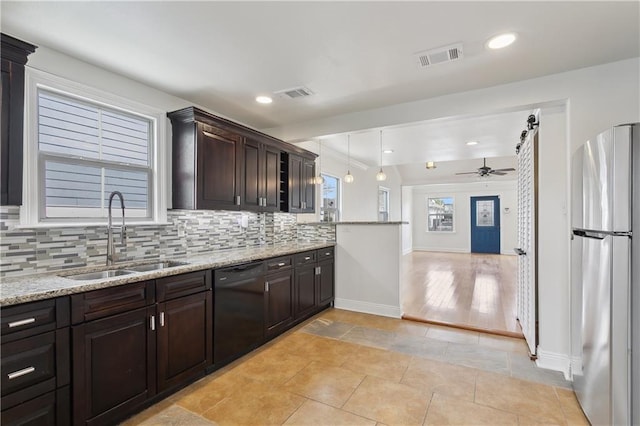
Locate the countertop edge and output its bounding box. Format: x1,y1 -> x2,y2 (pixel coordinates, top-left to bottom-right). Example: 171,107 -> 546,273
0,242 -> 335,307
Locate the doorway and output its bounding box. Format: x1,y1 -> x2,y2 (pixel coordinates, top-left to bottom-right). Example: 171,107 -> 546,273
471,195 -> 501,254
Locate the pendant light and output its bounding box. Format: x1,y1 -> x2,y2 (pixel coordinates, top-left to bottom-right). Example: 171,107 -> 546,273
344,134 -> 354,183
315,138 -> 324,185
375,130 -> 387,181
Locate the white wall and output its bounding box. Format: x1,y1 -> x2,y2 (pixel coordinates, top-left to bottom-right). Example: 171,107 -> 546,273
401,186 -> 413,255
295,142 -> 403,223
265,58 -> 640,372
335,224 -> 403,318
410,181 -> 518,255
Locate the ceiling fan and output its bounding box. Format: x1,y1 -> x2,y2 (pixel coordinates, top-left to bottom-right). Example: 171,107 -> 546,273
455,158 -> 516,177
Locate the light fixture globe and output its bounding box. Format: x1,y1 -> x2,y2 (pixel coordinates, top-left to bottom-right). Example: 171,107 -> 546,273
344,134 -> 354,183
376,168 -> 387,181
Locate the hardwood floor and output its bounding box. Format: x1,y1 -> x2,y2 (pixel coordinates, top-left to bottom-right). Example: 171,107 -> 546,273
401,251 -> 522,337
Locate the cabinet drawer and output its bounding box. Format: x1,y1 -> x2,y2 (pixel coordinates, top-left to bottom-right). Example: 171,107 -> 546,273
265,256 -> 292,272
1,386 -> 70,426
294,251 -> 316,266
317,247 -> 334,260
71,281 -> 155,324
157,270 -> 211,302
1,328 -> 69,410
1,298 -> 69,342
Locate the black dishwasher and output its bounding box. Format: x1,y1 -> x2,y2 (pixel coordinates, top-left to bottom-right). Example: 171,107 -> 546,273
213,261 -> 265,366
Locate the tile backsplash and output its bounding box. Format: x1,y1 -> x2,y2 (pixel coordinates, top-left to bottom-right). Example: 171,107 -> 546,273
0,207 -> 335,278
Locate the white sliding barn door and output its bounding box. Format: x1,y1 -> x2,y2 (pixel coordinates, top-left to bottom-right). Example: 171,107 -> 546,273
516,127 -> 538,357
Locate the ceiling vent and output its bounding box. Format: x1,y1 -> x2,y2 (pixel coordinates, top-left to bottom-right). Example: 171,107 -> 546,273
274,86 -> 314,99
414,43 -> 463,68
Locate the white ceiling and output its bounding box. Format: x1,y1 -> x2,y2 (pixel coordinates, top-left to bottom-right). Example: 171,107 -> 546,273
2,1 -> 638,185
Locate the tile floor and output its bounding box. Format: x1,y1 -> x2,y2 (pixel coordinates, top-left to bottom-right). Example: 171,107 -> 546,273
123,309 -> 588,426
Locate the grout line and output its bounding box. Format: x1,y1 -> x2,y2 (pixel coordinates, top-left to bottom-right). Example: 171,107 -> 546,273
339,374 -> 367,410
421,391 -> 435,425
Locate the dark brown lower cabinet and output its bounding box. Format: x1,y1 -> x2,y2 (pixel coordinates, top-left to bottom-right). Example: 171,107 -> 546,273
265,269 -> 294,336
1,386 -> 70,426
294,264 -> 317,319
318,258 -> 335,306
72,306 -> 157,426
157,291 -> 212,392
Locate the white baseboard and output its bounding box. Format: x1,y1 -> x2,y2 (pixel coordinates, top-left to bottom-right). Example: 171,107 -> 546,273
536,349 -> 572,380
334,298 -> 402,319
570,356 -> 582,380
413,247 -> 468,253
402,248 -> 413,255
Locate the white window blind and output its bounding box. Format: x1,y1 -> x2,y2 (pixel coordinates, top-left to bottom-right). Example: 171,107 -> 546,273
38,89 -> 152,219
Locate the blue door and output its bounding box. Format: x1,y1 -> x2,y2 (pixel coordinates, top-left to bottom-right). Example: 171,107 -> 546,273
471,196 -> 500,254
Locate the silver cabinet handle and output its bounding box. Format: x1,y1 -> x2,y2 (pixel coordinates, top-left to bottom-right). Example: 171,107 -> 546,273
8,318 -> 36,328
265,281 -> 270,292
150,315 -> 156,331
277,262 -> 286,267
236,196 -> 241,205
8,366 -> 35,380
304,256 -> 311,260
160,312 -> 165,327
325,252 -> 331,256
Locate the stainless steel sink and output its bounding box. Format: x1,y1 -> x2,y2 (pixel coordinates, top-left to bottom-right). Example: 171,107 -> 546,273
64,269 -> 136,281
126,261 -> 189,272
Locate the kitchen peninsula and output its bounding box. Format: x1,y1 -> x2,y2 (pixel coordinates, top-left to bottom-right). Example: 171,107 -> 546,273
300,221 -> 407,318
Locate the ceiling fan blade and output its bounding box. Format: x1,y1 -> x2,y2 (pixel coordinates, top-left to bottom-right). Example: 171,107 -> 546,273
490,171 -> 507,176
455,172 -> 480,175
491,168 -> 516,172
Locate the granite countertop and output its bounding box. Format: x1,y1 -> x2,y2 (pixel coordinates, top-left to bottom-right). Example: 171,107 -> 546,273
0,242 -> 335,307
301,221 -> 408,225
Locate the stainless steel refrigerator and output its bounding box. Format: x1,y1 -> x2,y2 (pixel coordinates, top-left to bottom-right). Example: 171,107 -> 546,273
571,123 -> 639,426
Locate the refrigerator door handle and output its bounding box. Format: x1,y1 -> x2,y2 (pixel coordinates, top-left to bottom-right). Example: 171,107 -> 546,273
573,229 -> 605,240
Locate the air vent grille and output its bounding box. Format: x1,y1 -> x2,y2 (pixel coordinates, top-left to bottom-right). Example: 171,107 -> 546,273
274,86 -> 314,99
414,43 -> 463,68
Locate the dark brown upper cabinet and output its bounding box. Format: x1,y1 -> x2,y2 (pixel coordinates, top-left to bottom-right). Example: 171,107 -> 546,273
1,33 -> 36,206
241,137 -> 281,212
288,154 -> 316,213
168,107 -> 316,213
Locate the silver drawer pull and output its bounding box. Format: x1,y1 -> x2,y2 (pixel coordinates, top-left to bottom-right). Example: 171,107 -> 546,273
325,252 -> 331,256
304,256 -> 311,260
160,312 -> 165,327
8,318 -> 36,328
8,366 -> 35,380
277,262 -> 286,267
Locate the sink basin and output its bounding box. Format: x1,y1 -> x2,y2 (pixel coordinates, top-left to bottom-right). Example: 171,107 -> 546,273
126,261 -> 189,272
64,269 -> 136,281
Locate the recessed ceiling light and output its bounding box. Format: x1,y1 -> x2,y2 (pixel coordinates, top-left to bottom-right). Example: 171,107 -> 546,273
486,33 -> 517,50
383,149 -> 394,154
255,96 -> 272,104
466,141 -> 479,146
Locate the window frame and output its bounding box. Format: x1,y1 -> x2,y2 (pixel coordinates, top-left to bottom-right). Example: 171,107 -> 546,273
320,173 -> 340,222
22,68 -> 167,227
378,186 -> 390,222
426,195 -> 455,233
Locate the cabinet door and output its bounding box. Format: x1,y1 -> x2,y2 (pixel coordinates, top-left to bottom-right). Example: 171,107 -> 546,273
294,265 -> 317,319
302,158 -> 316,212
157,291 -> 212,392
1,387 -> 69,426
317,259 -> 335,306
198,123 -> 241,210
241,137 -> 261,211
288,155 -> 303,212
263,145 -> 281,212
72,306 -> 156,426
265,270 -> 294,336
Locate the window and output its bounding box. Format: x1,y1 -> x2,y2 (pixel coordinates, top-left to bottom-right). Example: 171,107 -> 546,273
23,69 -> 166,225
378,186 -> 389,222
320,174 -> 340,222
427,196 -> 454,232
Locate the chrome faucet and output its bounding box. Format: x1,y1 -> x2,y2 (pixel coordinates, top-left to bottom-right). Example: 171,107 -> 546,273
107,191 -> 126,266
